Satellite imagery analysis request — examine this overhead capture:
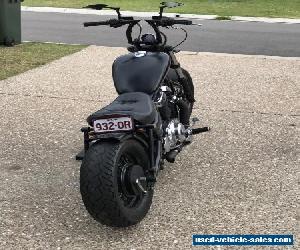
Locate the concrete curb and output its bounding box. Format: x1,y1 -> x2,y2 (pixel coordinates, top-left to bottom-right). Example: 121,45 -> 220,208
22,6 -> 300,24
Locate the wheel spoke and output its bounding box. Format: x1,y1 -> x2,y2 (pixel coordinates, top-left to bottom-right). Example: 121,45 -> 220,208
127,195 -> 138,207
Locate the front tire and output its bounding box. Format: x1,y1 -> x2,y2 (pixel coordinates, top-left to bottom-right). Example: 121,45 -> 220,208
182,68 -> 195,117
167,68 -> 195,119
80,139 -> 153,227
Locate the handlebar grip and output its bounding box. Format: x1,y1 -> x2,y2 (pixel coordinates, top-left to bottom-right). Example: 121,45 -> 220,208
83,21 -> 109,27
172,19 -> 193,25
84,19 -> 139,28
121,16 -> 134,21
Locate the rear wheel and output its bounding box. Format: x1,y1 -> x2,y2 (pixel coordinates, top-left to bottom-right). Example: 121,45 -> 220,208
80,139 -> 153,227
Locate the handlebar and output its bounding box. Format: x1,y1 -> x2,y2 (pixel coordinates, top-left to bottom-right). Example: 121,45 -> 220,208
83,19 -> 139,28
148,18 -> 193,27
84,17 -> 196,47
84,21 -> 110,27
84,17 -> 193,28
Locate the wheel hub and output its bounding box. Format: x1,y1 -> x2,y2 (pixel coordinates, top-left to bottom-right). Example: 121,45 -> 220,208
128,165 -> 147,194
120,164 -> 147,198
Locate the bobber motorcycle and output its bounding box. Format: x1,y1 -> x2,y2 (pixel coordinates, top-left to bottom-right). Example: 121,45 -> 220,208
77,2 -> 209,227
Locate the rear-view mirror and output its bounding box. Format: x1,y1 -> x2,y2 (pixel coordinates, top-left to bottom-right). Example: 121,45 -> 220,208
84,4 -> 108,10
161,2 -> 184,8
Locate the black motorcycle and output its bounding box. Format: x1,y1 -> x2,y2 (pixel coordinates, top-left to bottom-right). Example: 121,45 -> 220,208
77,2 -> 209,227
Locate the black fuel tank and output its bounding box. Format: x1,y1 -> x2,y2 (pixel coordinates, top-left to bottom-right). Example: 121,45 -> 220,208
112,52 -> 170,94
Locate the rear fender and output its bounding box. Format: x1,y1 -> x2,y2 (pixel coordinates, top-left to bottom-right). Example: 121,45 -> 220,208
93,132 -> 149,150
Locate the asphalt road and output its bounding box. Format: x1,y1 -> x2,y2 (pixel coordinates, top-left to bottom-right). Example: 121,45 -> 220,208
22,11 -> 300,57
0,46 -> 299,249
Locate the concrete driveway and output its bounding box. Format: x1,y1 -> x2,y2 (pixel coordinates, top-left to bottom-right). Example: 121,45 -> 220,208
0,46 -> 299,249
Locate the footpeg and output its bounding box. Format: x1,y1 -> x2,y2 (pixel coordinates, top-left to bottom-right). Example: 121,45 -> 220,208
192,127 -> 210,134
191,117 -> 200,126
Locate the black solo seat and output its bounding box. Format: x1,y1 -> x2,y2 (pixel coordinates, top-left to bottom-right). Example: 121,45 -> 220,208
87,92 -> 157,126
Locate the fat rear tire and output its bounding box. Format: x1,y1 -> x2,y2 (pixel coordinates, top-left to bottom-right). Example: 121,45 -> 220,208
80,139 -> 153,227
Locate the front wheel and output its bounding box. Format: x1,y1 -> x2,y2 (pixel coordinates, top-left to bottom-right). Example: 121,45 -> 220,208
182,68 -> 195,117
80,139 -> 153,227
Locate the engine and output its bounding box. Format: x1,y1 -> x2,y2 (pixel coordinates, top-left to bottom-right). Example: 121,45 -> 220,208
163,119 -> 193,153
154,86 -> 192,153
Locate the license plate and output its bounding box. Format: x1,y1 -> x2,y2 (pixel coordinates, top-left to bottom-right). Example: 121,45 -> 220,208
93,116 -> 133,133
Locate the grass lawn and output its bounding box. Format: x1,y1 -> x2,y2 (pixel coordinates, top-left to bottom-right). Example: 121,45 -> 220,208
24,0 -> 300,18
0,42 -> 86,81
